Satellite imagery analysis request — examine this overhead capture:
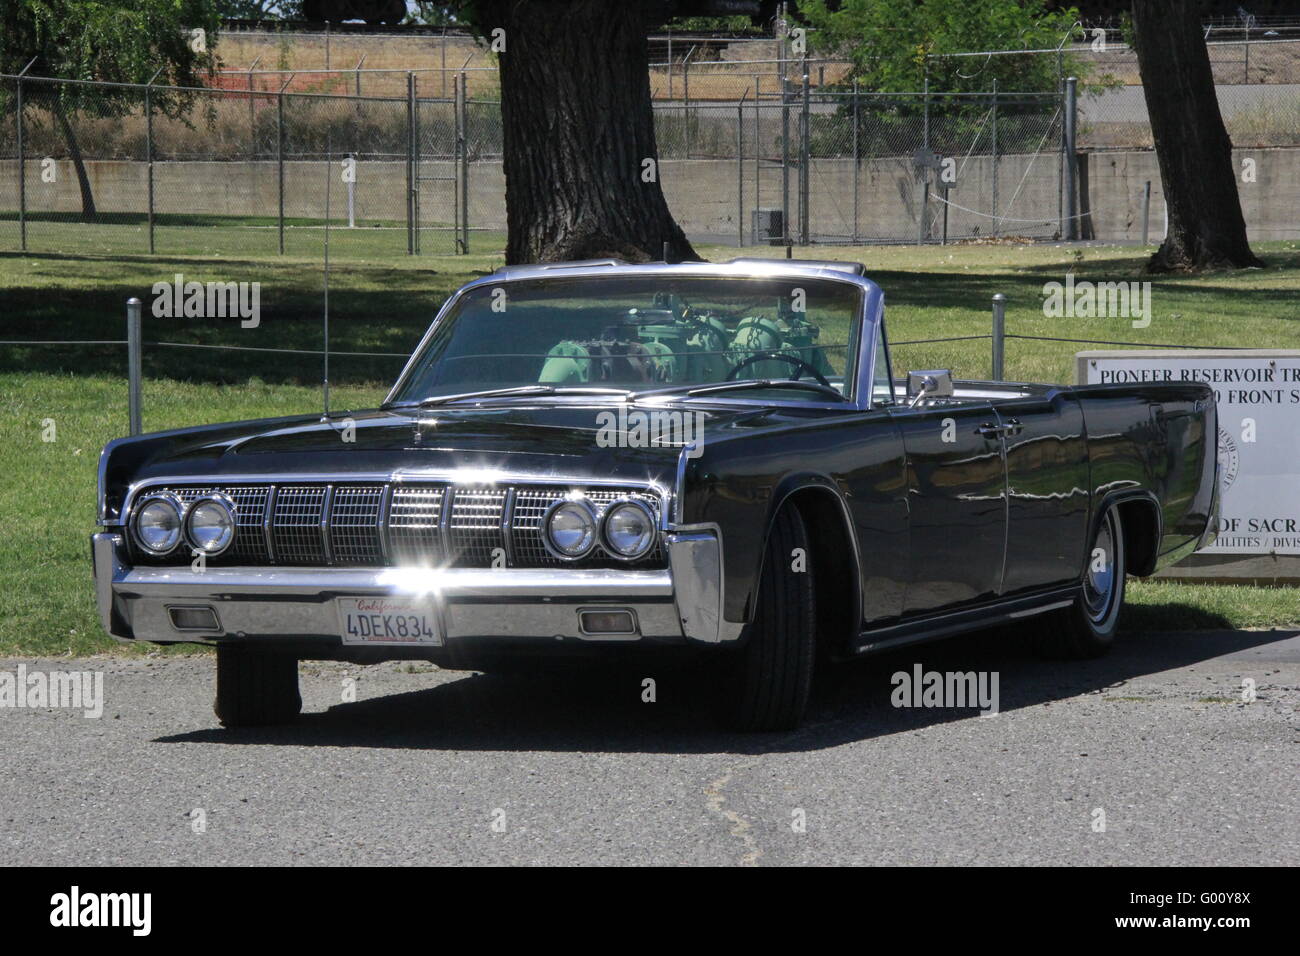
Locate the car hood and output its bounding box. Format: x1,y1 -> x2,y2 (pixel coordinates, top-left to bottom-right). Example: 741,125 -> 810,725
124,401 -> 794,489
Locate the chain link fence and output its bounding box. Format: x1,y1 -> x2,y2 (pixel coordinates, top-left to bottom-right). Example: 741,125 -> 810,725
3,48 -> 1298,258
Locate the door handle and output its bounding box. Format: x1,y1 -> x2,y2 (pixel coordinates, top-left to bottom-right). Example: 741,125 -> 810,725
975,423 -> 1006,437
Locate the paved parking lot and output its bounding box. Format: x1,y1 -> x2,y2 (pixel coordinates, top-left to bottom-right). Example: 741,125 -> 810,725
2,627 -> 1296,865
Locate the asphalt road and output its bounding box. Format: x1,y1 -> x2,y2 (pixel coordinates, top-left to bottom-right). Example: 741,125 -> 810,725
2,627 -> 1296,866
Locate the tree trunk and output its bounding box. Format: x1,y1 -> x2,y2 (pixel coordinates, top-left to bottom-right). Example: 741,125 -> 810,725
52,98 -> 97,223
475,0 -> 698,264
1131,0 -> 1261,272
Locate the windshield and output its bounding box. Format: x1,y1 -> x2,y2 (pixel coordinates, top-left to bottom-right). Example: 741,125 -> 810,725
388,275 -> 864,405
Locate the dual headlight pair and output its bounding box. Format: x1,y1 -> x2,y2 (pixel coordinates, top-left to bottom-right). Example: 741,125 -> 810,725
131,492 -> 235,557
544,497 -> 657,561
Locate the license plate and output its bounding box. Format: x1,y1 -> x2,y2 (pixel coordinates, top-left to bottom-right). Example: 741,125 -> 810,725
337,597 -> 442,646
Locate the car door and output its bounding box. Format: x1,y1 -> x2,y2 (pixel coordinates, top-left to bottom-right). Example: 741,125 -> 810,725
887,402 -> 1007,615
992,391 -> 1091,594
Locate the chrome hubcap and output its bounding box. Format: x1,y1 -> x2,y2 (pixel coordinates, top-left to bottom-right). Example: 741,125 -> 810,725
1084,512 -> 1117,623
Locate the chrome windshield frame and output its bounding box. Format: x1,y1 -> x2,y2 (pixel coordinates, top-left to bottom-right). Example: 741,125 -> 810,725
383,261 -> 884,414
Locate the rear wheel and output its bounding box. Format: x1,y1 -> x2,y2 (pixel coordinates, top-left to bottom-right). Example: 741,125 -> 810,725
719,506 -> 816,731
214,645 -> 302,728
1041,506 -> 1126,659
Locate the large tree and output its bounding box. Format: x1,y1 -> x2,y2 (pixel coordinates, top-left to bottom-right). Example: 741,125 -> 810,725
466,0 -> 698,264
0,0 -> 219,221
1131,0 -> 1262,272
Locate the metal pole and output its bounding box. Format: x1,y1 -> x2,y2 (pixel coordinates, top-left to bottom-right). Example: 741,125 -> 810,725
458,72 -> 469,254
127,298 -> 143,435
800,68 -> 810,245
277,79 -> 289,255
347,153 -> 356,228
991,293 -> 1006,382
683,48 -> 695,159
852,80 -> 859,245
247,56 -> 260,160
16,74 -> 25,252
145,67 -> 163,254
752,75 -> 760,240
737,97 -> 744,247
406,72 -> 415,255
781,75 -> 790,245
1141,180 -> 1152,245
1063,76 -> 1078,241
991,79 -> 999,238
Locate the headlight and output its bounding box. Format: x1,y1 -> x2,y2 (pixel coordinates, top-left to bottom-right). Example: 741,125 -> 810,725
544,498 -> 598,559
184,493 -> 236,556
600,499 -> 657,560
131,492 -> 184,555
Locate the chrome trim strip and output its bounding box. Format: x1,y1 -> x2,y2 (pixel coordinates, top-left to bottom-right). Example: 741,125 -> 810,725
377,483 -> 393,563
320,484 -> 335,566
500,487 -> 516,566
110,563 -> 675,599
263,485 -> 278,564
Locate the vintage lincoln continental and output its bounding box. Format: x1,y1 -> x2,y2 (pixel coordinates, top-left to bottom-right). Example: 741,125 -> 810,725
93,259 -> 1219,730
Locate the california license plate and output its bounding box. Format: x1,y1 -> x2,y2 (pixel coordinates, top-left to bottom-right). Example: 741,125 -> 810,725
337,597 -> 442,646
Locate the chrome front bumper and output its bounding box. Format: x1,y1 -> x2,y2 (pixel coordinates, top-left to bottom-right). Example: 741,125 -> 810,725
92,530 -> 742,649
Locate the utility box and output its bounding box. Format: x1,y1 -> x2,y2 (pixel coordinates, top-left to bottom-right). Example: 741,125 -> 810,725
751,208 -> 785,245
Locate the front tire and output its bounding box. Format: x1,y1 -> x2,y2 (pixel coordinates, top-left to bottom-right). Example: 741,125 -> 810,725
214,645 -> 302,728
1042,505 -> 1126,659
720,506 -> 816,731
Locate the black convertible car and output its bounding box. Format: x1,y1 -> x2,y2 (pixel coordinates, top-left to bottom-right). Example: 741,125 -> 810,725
93,259 -> 1219,730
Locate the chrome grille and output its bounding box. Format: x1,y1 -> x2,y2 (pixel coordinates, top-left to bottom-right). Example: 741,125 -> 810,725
329,485 -> 384,566
448,487 -> 507,566
272,485 -> 327,565
141,480 -> 664,569
388,486 -> 445,565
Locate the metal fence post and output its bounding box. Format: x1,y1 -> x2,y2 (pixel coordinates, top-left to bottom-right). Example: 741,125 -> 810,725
277,81 -> 286,255
406,72 -> 415,255
1141,180 -> 1152,245
1063,76 -> 1078,241
736,95 -> 745,247
799,68 -> 810,245
991,293 -> 1006,381
781,75 -> 790,245
851,80 -> 859,245
127,298 -> 143,435
145,67 -> 163,254
991,79 -> 999,238
458,71 -> 469,254
16,72 -> 25,252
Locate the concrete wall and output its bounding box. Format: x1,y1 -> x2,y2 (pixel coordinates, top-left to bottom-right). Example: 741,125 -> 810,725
2,146 -> 1297,245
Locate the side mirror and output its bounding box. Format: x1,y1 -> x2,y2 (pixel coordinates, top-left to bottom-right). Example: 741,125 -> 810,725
907,369 -> 954,408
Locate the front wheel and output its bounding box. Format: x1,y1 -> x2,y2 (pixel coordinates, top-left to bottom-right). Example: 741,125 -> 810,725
719,506 -> 817,731
214,645 -> 302,728
1041,505 -> 1126,659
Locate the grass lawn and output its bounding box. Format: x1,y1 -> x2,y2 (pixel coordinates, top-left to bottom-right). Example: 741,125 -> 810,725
1,238 -> 1298,656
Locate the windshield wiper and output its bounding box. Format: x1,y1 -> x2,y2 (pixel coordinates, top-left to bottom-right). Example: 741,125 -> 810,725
637,379 -> 850,402
392,385 -> 634,408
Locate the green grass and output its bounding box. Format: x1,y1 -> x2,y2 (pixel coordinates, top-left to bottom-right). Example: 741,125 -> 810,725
2,237 -> 1298,656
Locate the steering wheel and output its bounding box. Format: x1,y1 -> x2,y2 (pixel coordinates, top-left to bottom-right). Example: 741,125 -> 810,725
725,351 -> 832,388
